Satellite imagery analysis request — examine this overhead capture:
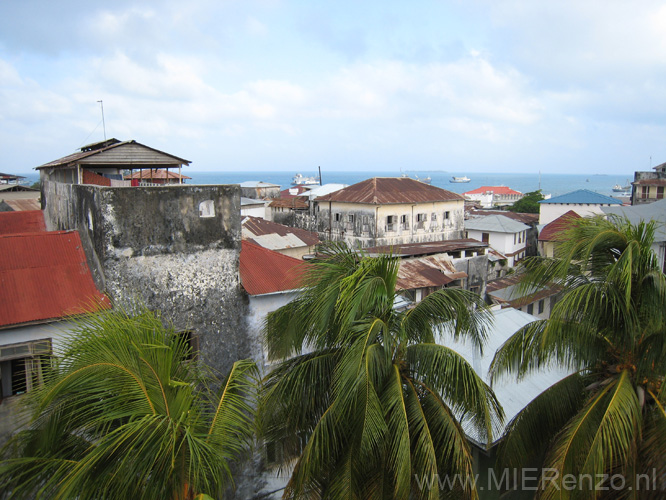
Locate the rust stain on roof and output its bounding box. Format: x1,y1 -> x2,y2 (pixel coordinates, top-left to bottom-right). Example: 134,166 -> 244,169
316,177 -> 464,205
242,216 -> 320,249
366,239 -> 487,258
0,231 -> 110,328
538,210 -> 581,242
397,255 -> 467,290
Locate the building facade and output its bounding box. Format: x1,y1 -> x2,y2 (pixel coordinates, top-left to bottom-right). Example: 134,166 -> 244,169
464,214 -> 530,267
631,162 -> 666,205
315,177 -> 465,248
538,189 -> 622,225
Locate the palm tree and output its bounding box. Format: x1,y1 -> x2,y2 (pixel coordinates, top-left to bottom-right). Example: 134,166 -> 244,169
0,308 -> 258,500
490,216 -> 666,498
261,244 -> 503,499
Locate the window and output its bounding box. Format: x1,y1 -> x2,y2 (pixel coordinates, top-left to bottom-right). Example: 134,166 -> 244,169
334,213 -> 341,222
0,339 -> 52,399
482,232 -> 489,243
431,213 -> 437,221
416,213 -> 427,222
514,234 -> 517,245
642,186 -> 649,199
538,300 -> 544,314
400,214 -> 409,230
444,211 -> 450,220
658,187 -> 664,200
347,214 -> 355,224
362,216 -> 369,224
199,200 -> 215,218
386,215 -> 396,231
527,303 -> 534,315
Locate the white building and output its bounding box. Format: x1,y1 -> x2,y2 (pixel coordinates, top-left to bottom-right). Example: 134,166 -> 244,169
462,186 -> 523,208
315,177 -> 465,248
464,214 -> 530,267
538,189 -> 622,225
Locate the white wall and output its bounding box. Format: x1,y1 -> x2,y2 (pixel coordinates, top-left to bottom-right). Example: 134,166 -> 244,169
539,203 -> 610,225
466,229 -> 527,267
241,204 -> 268,219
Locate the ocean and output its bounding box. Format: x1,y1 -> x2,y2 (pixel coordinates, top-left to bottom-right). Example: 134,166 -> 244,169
21,170 -> 634,199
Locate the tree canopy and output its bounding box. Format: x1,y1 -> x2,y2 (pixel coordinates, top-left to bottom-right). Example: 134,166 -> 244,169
0,309 -> 258,500
490,216 -> 666,498
507,189 -> 545,213
261,244 -> 503,499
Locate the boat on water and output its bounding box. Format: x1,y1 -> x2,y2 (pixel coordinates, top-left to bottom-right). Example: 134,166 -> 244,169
450,176 -> 471,183
612,182 -> 632,192
292,173 -> 320,186
400,172 -> 431,184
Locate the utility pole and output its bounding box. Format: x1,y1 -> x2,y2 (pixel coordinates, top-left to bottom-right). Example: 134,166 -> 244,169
97,100 -> 106,141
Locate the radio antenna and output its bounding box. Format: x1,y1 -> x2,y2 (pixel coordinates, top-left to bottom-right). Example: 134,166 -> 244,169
97,100 -> 106,141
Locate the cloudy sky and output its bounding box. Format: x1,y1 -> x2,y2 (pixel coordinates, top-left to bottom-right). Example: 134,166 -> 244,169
2,1 -> 665,174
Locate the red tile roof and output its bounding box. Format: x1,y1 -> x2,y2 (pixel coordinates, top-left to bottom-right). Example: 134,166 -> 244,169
240,241 -> 306,295
316,177 -> 464,204
538,210 -> 582,241
0,231 -> 111,328
463,186 -> 522,196
0,210 -> 46,235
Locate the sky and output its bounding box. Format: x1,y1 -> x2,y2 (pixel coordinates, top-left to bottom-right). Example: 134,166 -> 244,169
1,1 -> 665,175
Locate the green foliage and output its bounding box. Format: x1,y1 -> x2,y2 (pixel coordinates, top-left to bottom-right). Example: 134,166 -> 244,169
261,243 -> 503,499
29,181 -> 40,190
507,189 -> 545,213
490,216 -> 666,497
0,308 -> 258,499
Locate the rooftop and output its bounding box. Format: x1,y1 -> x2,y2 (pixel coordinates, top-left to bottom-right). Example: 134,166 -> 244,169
0,210 -> 46,235
539,189 -> 621,205
538,210 -> 582,242
365,239 -> 488,258
463,186 -> 522,196
36,139 -> 191,170
240,181 -> 280,188
467,209 -> 539,225
464,214 -> 530,233
242,216 -> 320,250
239,240 -> 305,295
0,230 -> 110,328
316,177 -> 464,204
124,169 -> 191,180
601,199 -> 666,242
397,255 -> 467,290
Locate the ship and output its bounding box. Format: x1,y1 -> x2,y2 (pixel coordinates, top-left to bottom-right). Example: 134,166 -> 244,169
612,181 -> 632,192
292,173 -> 320,186
449,176 -> 471,183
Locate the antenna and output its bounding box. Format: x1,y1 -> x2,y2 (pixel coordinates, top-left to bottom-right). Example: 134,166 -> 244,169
97,100 -> 106,141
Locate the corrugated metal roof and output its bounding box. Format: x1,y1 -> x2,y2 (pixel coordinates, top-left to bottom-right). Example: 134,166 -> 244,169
239,241 -> 306,295
467,209 -> 539,225
36,140 -> 191,169
436,307 -> 573,446
539,189 -> 621,205
463,186 -> 522,196
0,210 -> 46,235
124,169 -> 191,180
316,177 -> 464,204
633,178 -> 666,186
397,255 -> 467,289
0,184 -> 38,193
538,210 -> 581,241
365,239 -> 488,258
242,216 -> 320,249
2,199 -> 41,212
0,231 -> 110,328
465,214 -> 530,233
601,199 -> 666,242
269,197 -> 309,209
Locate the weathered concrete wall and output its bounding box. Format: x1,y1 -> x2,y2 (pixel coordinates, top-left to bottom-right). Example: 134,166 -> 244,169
42,180 -> 253,377
452,254 -> 489,296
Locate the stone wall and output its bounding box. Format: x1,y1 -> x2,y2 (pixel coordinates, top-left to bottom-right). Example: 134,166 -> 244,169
42,180 -> 252,377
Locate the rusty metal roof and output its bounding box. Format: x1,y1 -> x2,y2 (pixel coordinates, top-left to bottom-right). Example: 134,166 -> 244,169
366,239 -> 488,258
0,231 -> 111,328
269,197 -> 309,209
0,210 -> 46,235
633,179 -> 666,186
36,139 -> 191,169
397,255 -> 467,290
316,177 -> 464,204
538,210 -> 581,241
240,240 -> 306,295
1,199 -> 41,211
242,216 -> 319,250
124,169 -> 191,180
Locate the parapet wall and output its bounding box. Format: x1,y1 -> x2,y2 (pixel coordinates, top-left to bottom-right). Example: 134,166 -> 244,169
42,181 -> 253,376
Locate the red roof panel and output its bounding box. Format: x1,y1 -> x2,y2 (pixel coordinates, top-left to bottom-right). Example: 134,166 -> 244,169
240,241 -> 306,295
0,231 -> 110,328
538,210 -> 582,241
463,186 -> 522,196
0,210 -> 46,235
